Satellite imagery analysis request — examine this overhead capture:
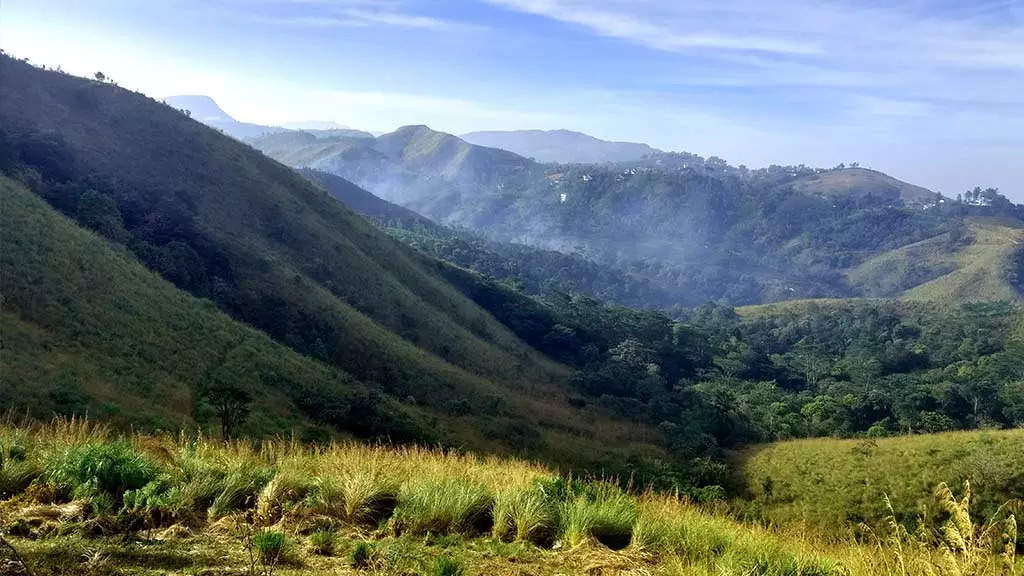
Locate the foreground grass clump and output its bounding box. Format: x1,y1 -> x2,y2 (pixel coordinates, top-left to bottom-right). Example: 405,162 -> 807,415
391,477 -> 493,535
0,420 -> 1017,575
559,482 -> 637,549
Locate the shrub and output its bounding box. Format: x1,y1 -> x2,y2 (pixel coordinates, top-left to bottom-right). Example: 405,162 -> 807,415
337,468 -> 399,524
256,470 -> 313,523
208,465 -> 274,519
163,447 -> 229,520
305,472 -> 399,526
0,434 -> 40,497
309,529 -> 336,556
392,477 -> 493,535
121,475 -> 178,526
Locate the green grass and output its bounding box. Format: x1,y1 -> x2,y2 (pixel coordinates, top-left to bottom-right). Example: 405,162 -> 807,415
734,428 -> 1024,537
0,421 -> 1018,575
492,482 -> 557,544
252,529 -> 288,564
391,477 -> 494,536
308,529 -> 336,556
902,220 -> 1024,303
845,219 -> 1024,302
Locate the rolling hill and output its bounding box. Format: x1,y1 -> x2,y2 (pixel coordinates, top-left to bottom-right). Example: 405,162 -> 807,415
460,129 -> 660,164
251,125 -> 540,217
848,218 -> 1024,302
734,429 -> 1024,535
0,56 -> 662,468
788,166 -> 938,205
252,122 -> 1024,308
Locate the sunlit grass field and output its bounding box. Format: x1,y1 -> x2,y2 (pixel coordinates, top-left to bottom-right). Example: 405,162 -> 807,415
735,429 -> 1024,538
0,420 -> 1018,575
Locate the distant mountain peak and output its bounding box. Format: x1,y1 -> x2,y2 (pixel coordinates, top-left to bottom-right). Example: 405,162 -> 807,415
162,94 -> 284,140
163,94 -> 233,123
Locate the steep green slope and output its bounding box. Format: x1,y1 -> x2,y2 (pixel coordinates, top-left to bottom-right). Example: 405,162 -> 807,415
0,57 -> 661,465
901,220 -> 1024,303
301,168 -> 679,308
0,176 -> 424,440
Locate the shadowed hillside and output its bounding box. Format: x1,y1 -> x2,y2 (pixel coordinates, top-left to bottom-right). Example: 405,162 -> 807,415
0,56 -> 662,467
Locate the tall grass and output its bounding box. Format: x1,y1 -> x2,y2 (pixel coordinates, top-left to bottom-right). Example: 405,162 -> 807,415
0,420 -> 1017,576
391,477 -> 494,535
492,482 -> 556,544
558,482 -> 637,549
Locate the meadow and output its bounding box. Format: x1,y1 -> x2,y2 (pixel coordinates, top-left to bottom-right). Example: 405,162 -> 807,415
0,419 -> 1019,575
735,429 -> 1024,537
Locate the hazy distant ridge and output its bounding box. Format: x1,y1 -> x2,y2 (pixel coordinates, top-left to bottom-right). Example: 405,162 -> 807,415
461,129 -> 659,164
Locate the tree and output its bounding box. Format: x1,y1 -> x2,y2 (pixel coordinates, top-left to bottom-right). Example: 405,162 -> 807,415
94,71 -> 106,82
201,343 -> 260,440
204,383 -> 251,440
76,189 -> 128,242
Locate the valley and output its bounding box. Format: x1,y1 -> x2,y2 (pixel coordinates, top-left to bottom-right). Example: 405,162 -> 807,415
0,53 -> 1022,576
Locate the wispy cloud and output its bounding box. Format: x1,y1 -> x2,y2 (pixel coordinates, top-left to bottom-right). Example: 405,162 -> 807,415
250,0 -> 483,31
485,0 -> 821,55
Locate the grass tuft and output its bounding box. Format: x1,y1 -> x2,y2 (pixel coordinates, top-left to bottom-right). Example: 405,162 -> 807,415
308,529 -> 335,556
350,540 -> 373,568
431,555 -> 463,576
253,528 -> 288,565
492,483 -> 556,545
558,482 -> 636,550
392,477 -> 493,536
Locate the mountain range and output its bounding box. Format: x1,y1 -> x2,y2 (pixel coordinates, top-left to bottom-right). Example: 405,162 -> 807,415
247,121 -> 1022,307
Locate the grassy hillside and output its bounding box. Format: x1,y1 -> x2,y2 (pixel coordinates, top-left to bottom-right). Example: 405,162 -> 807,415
0,56 -> 662,468
1,421 -> 1018,575
789,167 -> 937,205
735,429 -> 1024,536
0,176 -> 423,440
846,219 -> 1024,301
902,220 -> 1024,303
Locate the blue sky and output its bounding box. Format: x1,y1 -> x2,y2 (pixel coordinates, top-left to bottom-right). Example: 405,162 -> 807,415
3,0 -> 1023,200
